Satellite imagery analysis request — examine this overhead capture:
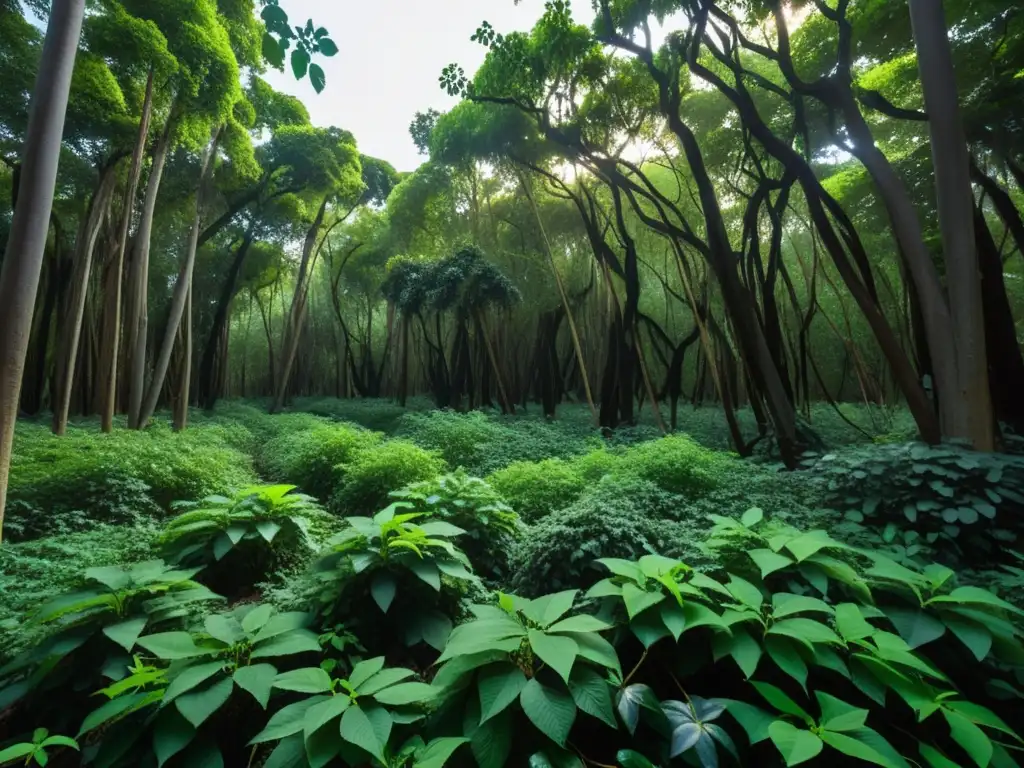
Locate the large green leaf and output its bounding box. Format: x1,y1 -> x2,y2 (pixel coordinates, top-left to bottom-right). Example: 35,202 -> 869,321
547,615 -> 614,634
820,729 -> 907,768
252,613 -> 311,643
522,591 -> 579,628
616,684 -> 661,735
767,618 -> 842,647
103,618 -> 149,653
163,662 -> 226,705
233,665 -> 277,709
943,711 -> 993,768
303,695 -> 351,740
204,614 -> 245,646
340,705 -> 386,761
373,682 -> 434,706
466,706 -> 513,768
78,691 -> 161,736
478,664 -> 527,723
772,594 -> 833,619
942,616 -> 992,662
137,632 -> 209,660
154,708 -> 196,767
713,628 -> 761,678
884,608 -> 946,649
815,692 -> 868,732
568,666 -> 616,728
241,605 -> 274,634
409,559 -> 441,591
520,679 -> 576,747
273,668 -> 332,694
622,583 -> 666,620
349,657 -> 386,689
414,737 -> 469,768
573,633 -> 622,676
437,622 -> 525,663
928,587 -> 1024,616
175,677 -> 234,728
616,750 -> 658,768
750,549 -> 793,578
250,697 -> 330,744
751,682 -> 811,722
250,629 -> 321,659
528,630 -> 578,685
768,721 -> 823,766
358,668 -> 416,695
766,636 -> 808,690
371,572 -> 398,613
721,699 -> 773,744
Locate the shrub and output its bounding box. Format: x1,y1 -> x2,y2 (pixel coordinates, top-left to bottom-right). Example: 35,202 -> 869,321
616,433 -> 733,498
261,422 -> 382,500
290,396 -> 419,433
568,445 -> 623,483
6,422 -> 255,541
509,478 -> 712,596
487,458 -> 587,523
803,441 -> 1024,564
392,471 -> 522,578
330,439 -> 447,516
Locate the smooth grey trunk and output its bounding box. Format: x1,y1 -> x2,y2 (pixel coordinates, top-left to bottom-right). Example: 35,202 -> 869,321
0,0 -> 85,538
52,163 -> 119,435
909,0 -> 995,450
137,126 -> 220,428
100,67 -> 154,432
173,286 -> 192,432
126,109 -> 175,428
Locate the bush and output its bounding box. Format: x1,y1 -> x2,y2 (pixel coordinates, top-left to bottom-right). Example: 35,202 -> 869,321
289,396 -> 422,433
804,441 -> 1024,564
6,422 -> 255,540
509,477 -> 712,596
568,445 -> 623,483
616,433 -> 733,498
330,439 -> 447,515
487,458 -> 587,523
261,422 -> 382,500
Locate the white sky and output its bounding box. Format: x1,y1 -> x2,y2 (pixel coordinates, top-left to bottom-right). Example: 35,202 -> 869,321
262,0 -> 597,172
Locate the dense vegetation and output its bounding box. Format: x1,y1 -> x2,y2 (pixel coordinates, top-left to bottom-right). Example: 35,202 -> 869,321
1,0 -> 1023,766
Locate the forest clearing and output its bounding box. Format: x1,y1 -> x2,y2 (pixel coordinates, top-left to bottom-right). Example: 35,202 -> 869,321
1,0 -> 1023,766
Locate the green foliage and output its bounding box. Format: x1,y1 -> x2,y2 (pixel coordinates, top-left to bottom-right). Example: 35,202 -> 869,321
261,422 -> 383,500
6,421 -> 255,541
391,471 -> 522,579
487,459 -> 587,523
161,485 -> 321,595
309,502 -> 477,654
616,435 -> 733,499
510,477 -> 711,597
0,729 -> 78,766
804,442 -> 1024,564
330,440 -> 447,516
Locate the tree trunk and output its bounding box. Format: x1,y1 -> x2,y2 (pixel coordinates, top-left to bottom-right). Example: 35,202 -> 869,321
173,286 -> 192,431
909,0 -> 995,450
137,125 -> 220,428
126,108 -> 176,429
99,68 -> 154,432
52,161 -> 118,434
0,0 -> 85,537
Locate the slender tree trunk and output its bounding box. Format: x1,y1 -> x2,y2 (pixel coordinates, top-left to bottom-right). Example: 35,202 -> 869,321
100,68 -> 154,432
909,0 -> 995,450
137,126 -> 220,428
126,108 -> 176,429
0,0 -> 85,537
173,286 -> 192,431
271,197 -> 327,413
52,162 -> 118,434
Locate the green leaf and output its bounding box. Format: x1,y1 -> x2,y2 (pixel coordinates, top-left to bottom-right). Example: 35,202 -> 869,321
767,618 -> 842,647
175,677 -> 234,728
622,583 -> 666,619
768,721 -> 824,766
0,745 -> 34,764
574,633 -> 622,676
250,629 -> 321,659
943,711 -> 992,768
255,519 -> 282,543
154,709 -> 196,768
766,636 -> 808,689
437,618 -> 525,663
304,696 -> 351,743
478,664 -> 527,723
358,668 -> 417,695
628,607 -> 671,649
616,750 -> 658,768
103,618 -> 149,652
928,587 -> 1024,616
261,5 -> 288,25
528,630 -> 578,685
137,632 -> 209,660
414,737 -> 469,768
616,684 -> 661,735
884,607 -> 946,649
204,614 -> 245,646
340,705 -> 386,761
522,591 -> 578,628
721,699 -> 773,744
785,531 -> 836,562
815,692 -> 868,732
241,604 -> 274,634
820,729 -> 904,767
919,743 -> 963,768
78,691 -> 160,736
253,613 -> 311,643
742,508 -> 764,527
750,549 -> 794,579
835,604 -> 875,642
371,572 -> 397,613
233,664 -> 277,709
751,682 -> 811,722
273,667 -> 332,694
164,662 -> 225,705
289,48 -> 310,80
713,628 -> 762,678
466,707 -> 513,768
547,615 -> 613,634
772,594 -> 833,619
349,657 -> 386,689
568,666 -> 616,729
251,697 -> 329,744
409,559 -> 441,591
596,558 -> 645,582
726,576 -> 763,611
373,682 -> 434,706
520,679 -> 576,747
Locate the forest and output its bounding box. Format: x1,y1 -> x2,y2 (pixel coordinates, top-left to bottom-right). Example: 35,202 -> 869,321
0,0 -> 1023,766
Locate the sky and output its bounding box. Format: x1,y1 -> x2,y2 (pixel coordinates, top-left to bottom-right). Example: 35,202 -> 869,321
262,0 -> 596,173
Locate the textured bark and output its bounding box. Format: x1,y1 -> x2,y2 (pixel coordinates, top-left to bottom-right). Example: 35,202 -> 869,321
0,0 -> 85,536
910,0 -> 995,450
